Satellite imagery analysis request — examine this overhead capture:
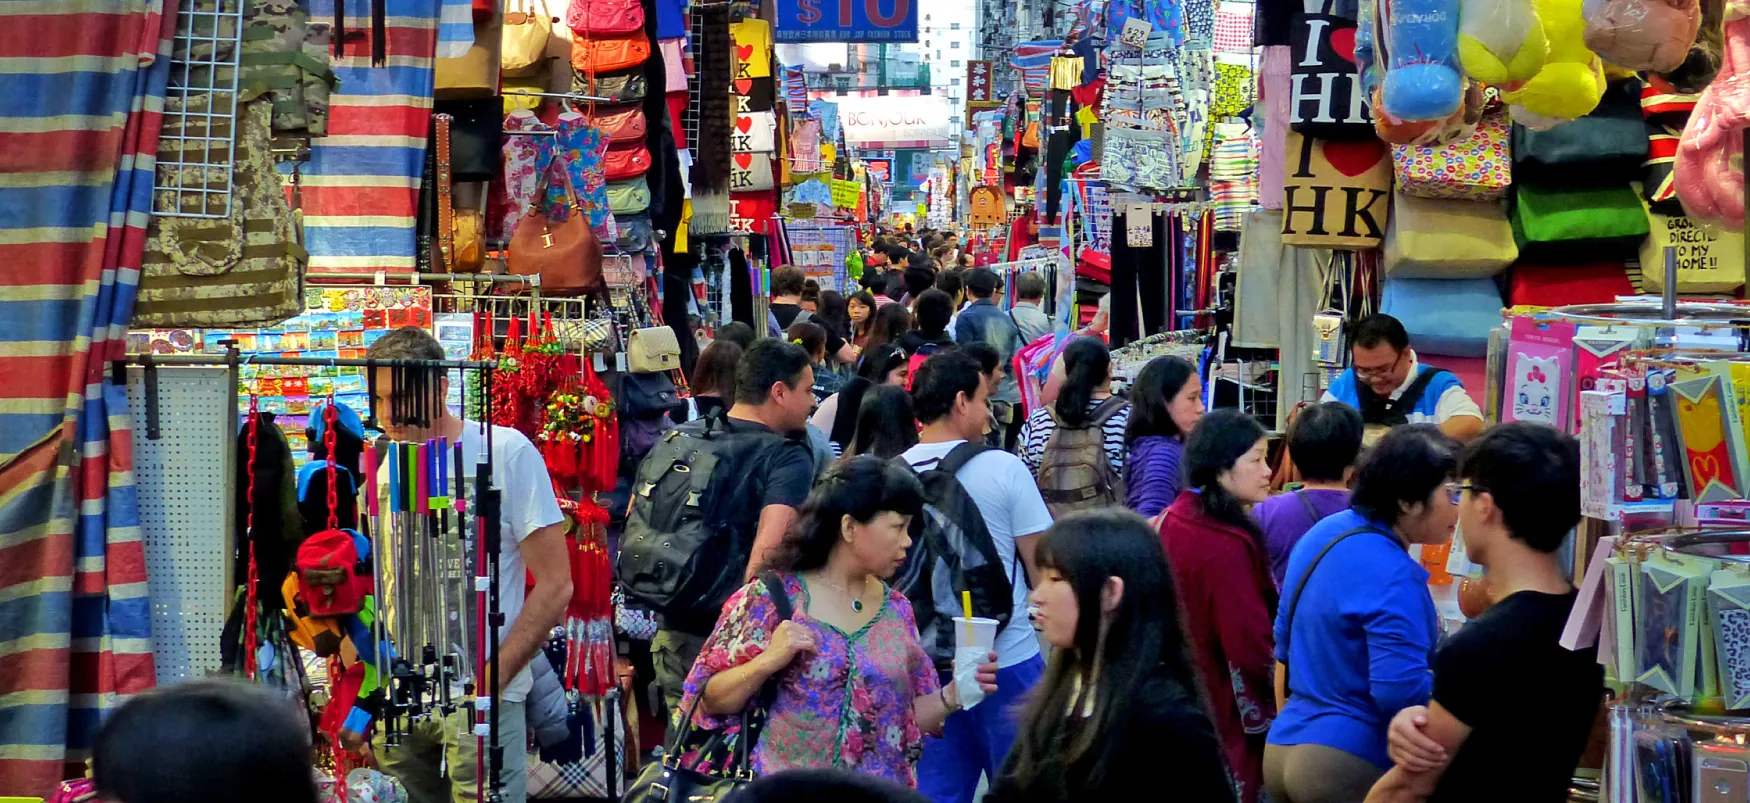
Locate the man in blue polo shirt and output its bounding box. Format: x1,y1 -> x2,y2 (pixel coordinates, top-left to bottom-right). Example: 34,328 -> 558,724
1322,314 -> 1484,442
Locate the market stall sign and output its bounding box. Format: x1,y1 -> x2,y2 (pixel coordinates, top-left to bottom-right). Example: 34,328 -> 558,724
838,95 -> 954,147
1281,131 -> 1391,248
832,179 -> 861,208
775,0 -> 918,42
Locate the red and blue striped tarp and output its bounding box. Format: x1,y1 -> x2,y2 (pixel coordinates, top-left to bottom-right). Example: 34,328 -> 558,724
0,0 -> 173,794
293,0 -> 469,277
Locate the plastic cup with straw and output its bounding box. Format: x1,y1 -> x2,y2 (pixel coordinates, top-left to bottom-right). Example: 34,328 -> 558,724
952,590 -> 995,710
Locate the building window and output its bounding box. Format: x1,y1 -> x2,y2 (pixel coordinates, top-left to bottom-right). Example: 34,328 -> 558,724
950,41 -> 960,48
951,22 -> 961,29
951,59 -> 961,67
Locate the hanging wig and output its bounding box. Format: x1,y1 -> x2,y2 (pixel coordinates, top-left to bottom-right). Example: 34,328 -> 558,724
691,5 -> 734,233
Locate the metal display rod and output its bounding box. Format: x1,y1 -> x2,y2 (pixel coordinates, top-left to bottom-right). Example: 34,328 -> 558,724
304,271 -> 542,287
120,354 -> 498,370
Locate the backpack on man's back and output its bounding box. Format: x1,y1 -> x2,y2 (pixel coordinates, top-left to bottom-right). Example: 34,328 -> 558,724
892,443 -> 1016,675
1035,397 -> 1128,518
616,413 -> 778,631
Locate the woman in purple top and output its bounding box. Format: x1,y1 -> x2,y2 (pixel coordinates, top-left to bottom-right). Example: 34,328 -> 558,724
1253,403 -> 1366,585
1123,356 -> 1206,518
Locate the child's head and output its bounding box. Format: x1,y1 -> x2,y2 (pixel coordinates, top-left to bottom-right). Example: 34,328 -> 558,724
94,680 -> 317,803
1288,402 -> 1365,484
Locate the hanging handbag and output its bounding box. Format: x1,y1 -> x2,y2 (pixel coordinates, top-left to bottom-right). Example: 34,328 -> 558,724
502,0 -> 554,77
568,0 -> 647,36
588,103 -> 649,143
1511,79 -> 1647,186
618,371 -> 684,418
1390,100 -> 1511,200
508,156 -> 605,296
607,177 -> 652,215
626,325 -> 682,373
1288,0 -> 1372,140
624,572 -> 793,803
136,98 -> 304,327
1382,193 -> 1518,278
603,253 -> 646,288
435,15 -> 501,100
1280,131 -> 1393,248
1637,197 -> 1747,293
1511,183 -> 1649,263
1380,277 -> 1504,358
604,141 -> 653,181
571,32 -> 651,75
576,68 -> 648,102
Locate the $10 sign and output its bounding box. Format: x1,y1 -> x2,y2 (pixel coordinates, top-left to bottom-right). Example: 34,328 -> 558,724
777,0 -> 918,42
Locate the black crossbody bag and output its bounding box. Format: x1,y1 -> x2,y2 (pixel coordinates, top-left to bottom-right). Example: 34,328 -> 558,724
624,571 -> 794,803
1279,527 -> 1403,697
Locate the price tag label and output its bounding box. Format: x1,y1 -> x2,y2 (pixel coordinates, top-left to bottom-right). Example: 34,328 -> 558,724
1120,18 -> 1152,49
1126,204 -> 1153,247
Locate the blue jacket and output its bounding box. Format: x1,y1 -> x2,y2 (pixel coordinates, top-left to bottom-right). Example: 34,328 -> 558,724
953,299 -> 1022,403
1267,509 -> 1440,769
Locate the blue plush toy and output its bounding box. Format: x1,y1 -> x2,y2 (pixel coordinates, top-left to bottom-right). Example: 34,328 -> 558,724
1380,0 -> 1464,122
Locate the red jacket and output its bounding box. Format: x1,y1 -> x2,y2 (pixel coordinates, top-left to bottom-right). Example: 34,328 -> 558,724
1153,490 -> 1279,803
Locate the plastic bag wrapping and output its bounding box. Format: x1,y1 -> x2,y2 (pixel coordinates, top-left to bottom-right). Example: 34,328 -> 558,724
1583,0 -> 1703,72
1458,0 -> 1549,85
1675,2 -> 1750,230
1376,78 -> 1487,144
1379,0 -> 1465,122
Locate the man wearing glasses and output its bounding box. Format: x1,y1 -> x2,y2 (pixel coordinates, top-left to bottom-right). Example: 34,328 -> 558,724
1321,314 -> 1484,443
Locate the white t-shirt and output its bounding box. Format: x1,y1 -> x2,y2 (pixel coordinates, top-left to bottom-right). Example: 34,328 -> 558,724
378,421 -> 564,703
901,440 -> 1051,668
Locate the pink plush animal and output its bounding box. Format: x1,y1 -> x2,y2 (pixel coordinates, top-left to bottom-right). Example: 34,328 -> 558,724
1675,0 -> 1750,229
1584,0 -> 1703,72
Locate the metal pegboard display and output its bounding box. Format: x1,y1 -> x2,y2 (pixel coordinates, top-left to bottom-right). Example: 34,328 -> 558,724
128,366 -> 235,684
156,0 -> 245,218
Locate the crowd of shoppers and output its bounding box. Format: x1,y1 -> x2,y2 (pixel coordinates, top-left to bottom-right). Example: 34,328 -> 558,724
90,295 -> 1600,803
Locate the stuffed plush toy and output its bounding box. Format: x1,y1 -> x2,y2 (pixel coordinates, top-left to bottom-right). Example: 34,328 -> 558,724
1675,0 -> 1750,229
1376,78 -> 1488,143
1458,0 -> 1549,85
1380,0 -> 1466,121
1584,0 -> 1703,72
1503,0 -> 1606,123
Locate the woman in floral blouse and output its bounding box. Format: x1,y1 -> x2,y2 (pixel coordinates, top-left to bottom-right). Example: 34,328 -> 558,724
675,456 -> 998,787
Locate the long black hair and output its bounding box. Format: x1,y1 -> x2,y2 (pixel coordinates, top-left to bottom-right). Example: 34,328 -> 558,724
764,455 -> 925,573
864,302 -> 913,356
818,290 -> 850,341
1125,356 -> 1198,446
1004,509 -> 1210,798
1054,336 -> 1112,427
94,679 -> 318,803
1182,408 -> 1268,542
847,384 -> 920,459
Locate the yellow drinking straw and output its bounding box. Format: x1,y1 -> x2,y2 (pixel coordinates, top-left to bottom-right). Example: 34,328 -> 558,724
962,590 -> 974,643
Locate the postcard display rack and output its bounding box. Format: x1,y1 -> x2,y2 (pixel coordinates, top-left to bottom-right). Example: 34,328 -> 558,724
125,350 -> 518,803
1509,300 -> 1750,803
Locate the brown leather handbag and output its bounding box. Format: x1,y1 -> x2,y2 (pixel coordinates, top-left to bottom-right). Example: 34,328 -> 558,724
507,159 -> 602,295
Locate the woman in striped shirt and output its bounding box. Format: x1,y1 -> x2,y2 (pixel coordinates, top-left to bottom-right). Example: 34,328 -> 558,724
1016,336 -> 1131,479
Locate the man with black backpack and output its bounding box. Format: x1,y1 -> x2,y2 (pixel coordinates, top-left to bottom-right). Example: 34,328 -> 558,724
617,340 -> 817,729
900,351 -> 1052,803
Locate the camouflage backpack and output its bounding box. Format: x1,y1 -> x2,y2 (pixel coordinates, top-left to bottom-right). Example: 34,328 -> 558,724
178,0 -> 337,143
134,98 -> 305,328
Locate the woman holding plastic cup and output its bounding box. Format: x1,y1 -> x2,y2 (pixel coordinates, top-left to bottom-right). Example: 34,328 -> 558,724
987,509 -> 1234,803
674,456 -> 999,788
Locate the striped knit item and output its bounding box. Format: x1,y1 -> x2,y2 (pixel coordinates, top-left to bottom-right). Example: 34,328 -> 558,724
0,0 -> 172,793
1011,40 -> 1061,96
292,0 -> 469,277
